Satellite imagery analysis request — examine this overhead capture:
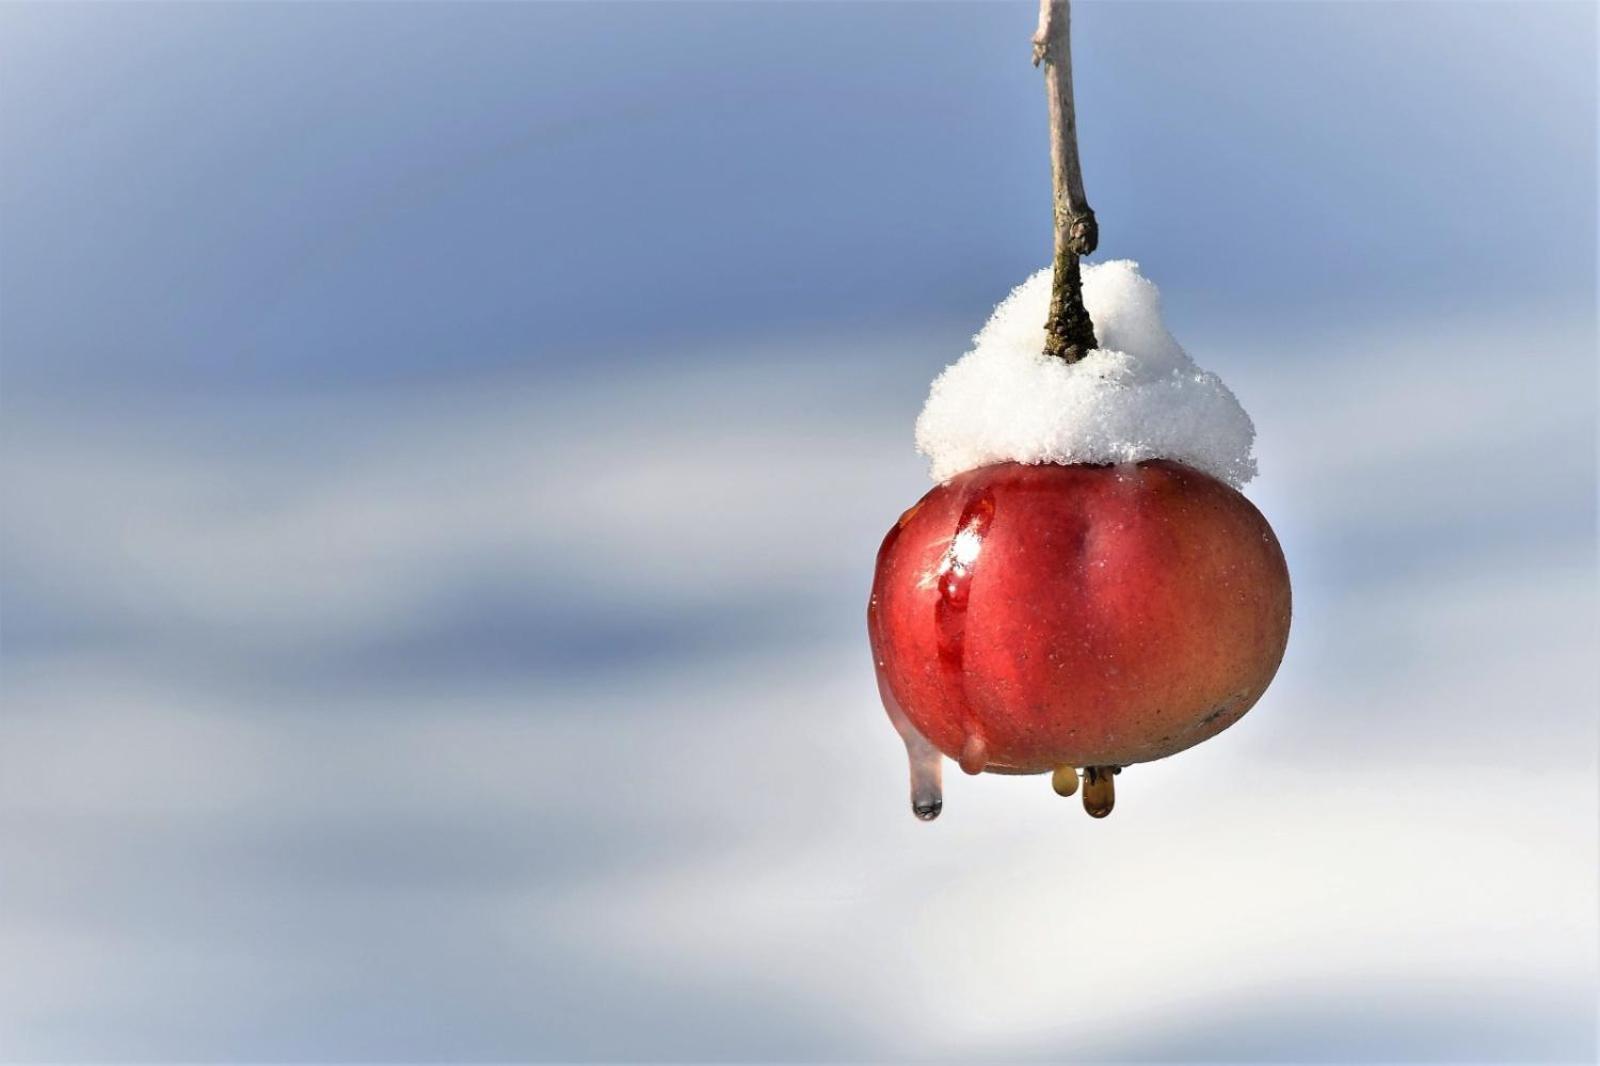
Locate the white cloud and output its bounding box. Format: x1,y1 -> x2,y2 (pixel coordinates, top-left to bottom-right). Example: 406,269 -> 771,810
2,313 -> 1595,1058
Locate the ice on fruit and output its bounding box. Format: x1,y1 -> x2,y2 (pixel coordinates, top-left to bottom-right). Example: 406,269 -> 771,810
915,260 -> 1257,486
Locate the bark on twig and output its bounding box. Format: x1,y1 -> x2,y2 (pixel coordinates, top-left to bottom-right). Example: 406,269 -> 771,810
1033,0 -> 1098,362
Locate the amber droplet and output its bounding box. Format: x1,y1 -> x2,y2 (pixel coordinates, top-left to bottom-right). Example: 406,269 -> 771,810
1051,765 -> 1079,797
1082,766 -> 1118,818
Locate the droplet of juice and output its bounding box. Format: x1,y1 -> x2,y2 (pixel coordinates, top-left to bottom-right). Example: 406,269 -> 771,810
958,734 -> 989,775
1082,765 -> 1117,818
1051,765 -> 1079,797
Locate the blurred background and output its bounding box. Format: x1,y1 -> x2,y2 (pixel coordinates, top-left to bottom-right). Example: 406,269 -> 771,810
1,2 -> 1595,1060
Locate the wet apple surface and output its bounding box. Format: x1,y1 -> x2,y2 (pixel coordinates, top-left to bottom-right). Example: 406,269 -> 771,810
868,460 -> 1290,816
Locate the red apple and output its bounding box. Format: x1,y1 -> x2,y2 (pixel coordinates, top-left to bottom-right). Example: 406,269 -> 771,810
867,459 -> 1290,816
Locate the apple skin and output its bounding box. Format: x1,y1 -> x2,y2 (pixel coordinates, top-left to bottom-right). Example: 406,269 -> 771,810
867,460 -> 1290,774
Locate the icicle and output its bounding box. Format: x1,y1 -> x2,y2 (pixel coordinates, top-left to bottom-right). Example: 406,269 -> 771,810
876,664 -> 944,820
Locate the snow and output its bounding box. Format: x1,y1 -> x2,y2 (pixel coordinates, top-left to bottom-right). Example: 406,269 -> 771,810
915,260 -> 1257,486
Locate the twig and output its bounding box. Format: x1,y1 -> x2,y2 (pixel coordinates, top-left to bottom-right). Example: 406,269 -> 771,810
1033,0 -> 1098,362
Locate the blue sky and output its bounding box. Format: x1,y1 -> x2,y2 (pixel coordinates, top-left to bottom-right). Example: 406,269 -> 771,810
3,1 -> 1592,391
1,2 -> 1596,1060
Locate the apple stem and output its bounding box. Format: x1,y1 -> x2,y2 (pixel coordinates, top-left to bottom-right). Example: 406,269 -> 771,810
1033,0 -> 1098,363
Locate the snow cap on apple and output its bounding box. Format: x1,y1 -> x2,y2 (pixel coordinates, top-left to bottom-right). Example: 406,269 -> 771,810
916,260 -> 1257,487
